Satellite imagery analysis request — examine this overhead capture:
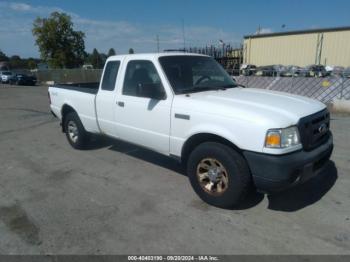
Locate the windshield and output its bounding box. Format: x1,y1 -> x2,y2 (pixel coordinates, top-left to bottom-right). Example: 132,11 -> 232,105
159,55 -> 237,94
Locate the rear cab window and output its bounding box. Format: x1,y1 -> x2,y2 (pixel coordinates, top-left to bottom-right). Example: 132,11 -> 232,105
101,61 -> 120,91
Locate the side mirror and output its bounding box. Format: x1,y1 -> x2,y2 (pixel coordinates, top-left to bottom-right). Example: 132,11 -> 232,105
137,83 -> 166,100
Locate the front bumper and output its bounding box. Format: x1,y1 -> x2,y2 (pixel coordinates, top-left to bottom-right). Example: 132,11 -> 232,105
243,133 -> 333,194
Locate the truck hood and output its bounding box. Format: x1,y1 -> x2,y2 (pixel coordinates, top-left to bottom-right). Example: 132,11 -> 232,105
173,88 -> 326,127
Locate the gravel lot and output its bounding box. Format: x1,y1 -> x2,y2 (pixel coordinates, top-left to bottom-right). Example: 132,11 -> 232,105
0,84 -> 349,255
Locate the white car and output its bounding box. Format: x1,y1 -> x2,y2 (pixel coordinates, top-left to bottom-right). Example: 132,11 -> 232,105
1,71 -> 14,83
49,53 -> 333,208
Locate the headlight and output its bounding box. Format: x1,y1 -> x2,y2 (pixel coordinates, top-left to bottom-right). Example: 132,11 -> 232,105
265,126 -> 300,148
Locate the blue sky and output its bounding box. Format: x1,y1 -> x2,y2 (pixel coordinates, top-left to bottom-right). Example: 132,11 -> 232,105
0,0 -> 349,57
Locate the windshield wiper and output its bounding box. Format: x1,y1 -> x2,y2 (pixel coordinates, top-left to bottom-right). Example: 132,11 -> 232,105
177,86 -> 221,94
177,85 -> 237,94
219,84 -> 238,88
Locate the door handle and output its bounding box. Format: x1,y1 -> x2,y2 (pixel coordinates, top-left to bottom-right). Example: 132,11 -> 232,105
117,101 -> 124,107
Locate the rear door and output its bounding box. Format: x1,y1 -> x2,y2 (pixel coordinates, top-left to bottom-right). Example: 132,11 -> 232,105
95,60 -> 121,137
114,59 -> 172,154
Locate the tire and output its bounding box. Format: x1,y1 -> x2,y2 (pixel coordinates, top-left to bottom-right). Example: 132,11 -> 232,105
187,142 -> 252,208
64,112 -> 89,149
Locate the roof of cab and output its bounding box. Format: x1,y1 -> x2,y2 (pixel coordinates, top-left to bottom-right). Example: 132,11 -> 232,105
107,52 -> 209,61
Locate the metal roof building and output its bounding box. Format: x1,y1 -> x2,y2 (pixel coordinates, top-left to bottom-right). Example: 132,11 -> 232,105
243,26 -> 350,67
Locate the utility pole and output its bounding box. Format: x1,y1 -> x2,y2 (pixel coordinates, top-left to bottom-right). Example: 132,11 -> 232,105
219,39 -> 225,58
315,33 -> 324,65
156,35 -> 160,53
257,25 -> 261,34
182,19 -> 186,51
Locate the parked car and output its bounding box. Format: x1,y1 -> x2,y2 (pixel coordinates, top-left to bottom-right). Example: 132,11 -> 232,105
343,67 -> 350,78
9,73 -> 37,86
255,65 -> 280,76
1,71 -> 14,83
49,53 -> 333,208
240,64 -> 257,76
302,65 -> 328,77
280,65 -> 303,77
82,64 -> 93,70
331,66 -> 345,77
325,65 -> 334,74
274,65 -> 287,76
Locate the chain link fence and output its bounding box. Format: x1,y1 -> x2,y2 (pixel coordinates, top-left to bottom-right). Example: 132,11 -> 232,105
32,66 -> 350,105
35,69 -> 102,84
236,75 -> 350,103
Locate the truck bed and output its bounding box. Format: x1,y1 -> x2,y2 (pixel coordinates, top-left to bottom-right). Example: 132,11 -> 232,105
49,82 -> 100,134
52,82 -> 99,94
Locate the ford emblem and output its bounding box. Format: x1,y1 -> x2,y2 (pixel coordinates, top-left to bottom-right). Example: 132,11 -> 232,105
318,123 -> 327,134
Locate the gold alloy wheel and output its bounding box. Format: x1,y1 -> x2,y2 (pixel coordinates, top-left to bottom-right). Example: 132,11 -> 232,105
196,158 -> 229,196
67,120 -> 79,143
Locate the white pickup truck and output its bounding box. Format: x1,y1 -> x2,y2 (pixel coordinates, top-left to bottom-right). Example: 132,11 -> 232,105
49,53 -> 333,208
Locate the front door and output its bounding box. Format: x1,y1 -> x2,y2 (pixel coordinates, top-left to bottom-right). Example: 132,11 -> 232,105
114,59 -> 171,154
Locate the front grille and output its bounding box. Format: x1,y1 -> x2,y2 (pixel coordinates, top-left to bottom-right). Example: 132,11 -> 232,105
298,109 -> 330,151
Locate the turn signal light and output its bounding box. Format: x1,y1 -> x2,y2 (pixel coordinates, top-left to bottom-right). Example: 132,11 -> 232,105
265,131 -> 281,148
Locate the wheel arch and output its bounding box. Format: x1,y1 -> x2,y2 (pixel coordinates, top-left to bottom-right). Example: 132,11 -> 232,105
61,104 -> 78,132
181,133 -> 243,164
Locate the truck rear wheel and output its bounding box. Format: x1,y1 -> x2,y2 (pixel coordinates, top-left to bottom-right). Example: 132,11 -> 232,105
187,142 -> 252,208
64,112 -> 89,149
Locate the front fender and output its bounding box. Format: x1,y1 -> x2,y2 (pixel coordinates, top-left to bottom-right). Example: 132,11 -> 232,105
170,113 -> 266,157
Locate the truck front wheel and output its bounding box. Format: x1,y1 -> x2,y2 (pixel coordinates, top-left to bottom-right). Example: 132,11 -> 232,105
187,142 -> 252,208
64,112 -> 89,149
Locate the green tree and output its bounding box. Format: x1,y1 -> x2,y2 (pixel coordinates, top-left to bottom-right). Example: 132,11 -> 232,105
27,58 -> 37,69
32,12 -> 86,68
107,48 -> 116,57
89,48 -> 104,69
9,55 -> 26,69
100,53 -> 108,66
0,50 -> 9,61
128,48 -> 134,54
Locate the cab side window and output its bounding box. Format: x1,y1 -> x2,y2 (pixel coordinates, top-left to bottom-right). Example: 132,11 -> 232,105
101,61 -> 120,91
123,60 -> 164,97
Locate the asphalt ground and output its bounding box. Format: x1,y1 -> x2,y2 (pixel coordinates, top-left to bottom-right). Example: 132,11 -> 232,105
0,84 -> 349,254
